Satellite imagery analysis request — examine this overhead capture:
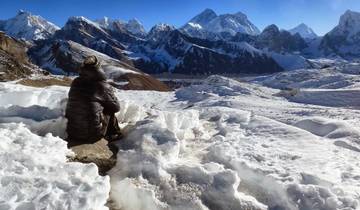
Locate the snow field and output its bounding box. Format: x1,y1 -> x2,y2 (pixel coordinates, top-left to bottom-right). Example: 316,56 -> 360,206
0,70 -> 360,210
108,76 -> 360,210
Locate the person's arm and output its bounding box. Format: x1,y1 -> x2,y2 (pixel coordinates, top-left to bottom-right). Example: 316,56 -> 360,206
95,82 -> 120,114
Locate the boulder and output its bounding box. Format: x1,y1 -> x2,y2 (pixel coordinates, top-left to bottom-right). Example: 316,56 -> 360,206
69,139 -> 118,175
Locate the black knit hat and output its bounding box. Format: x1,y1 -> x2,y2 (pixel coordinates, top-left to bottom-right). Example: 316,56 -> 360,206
83,55 -> 100,67
80,56 -> 106,81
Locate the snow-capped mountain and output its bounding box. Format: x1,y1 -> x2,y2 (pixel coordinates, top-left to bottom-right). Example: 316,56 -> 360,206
289,23 -> 318,39
96,17 -> 146,37
0,10 -> 59,40
181,9 -> 260,40
320,10 -> 360,58
146,23 -> 176,41
130,28 -> 282,74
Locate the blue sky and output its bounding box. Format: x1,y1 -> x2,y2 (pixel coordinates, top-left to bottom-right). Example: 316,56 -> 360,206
0,0 -> 359,35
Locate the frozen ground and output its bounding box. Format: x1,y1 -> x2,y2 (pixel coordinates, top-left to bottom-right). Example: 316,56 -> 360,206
0,63 -> 360,210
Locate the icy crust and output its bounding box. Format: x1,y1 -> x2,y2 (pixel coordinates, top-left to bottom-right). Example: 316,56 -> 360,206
0,123 -> 110,210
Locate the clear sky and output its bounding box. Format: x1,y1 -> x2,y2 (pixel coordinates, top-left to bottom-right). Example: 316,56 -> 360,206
0,0 -> 359,35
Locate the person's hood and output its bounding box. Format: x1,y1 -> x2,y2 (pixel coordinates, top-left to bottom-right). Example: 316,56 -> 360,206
79,56 -> 107,81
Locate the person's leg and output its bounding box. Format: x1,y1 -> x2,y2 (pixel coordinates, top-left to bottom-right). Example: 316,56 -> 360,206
101,114 -> 111,137
104,114 -> 123,141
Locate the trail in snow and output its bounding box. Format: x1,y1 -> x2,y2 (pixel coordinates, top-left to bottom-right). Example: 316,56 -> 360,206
0,67 -> 360,209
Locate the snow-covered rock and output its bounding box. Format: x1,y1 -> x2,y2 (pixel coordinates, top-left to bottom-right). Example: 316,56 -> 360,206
0,10 -> 59,40
288,23 -> 318,40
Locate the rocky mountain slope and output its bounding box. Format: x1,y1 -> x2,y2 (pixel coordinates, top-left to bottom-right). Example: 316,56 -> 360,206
30,39 -> 169,91
0,32 -> 40,81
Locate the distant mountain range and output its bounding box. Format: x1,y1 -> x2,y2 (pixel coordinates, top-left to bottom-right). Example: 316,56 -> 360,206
0,8 -> 359,77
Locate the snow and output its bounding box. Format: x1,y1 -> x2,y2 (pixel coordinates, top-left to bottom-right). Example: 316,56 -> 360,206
1,62 -> 360,209
267,51 -> 311,70
282,88 -> 360,107
102,65 -> 140,77
0,123 -> 110,210
188,22 -> 203,29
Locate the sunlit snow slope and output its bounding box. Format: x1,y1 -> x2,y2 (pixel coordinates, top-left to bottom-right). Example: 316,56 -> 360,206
0,63 -> 360,210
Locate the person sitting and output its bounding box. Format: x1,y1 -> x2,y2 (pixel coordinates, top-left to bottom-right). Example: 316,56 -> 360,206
65,56 -> 122,147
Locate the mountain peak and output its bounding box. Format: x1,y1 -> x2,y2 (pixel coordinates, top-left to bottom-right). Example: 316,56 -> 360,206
264,24 -> 279,32
126,18 -> 146,36
339,9 -> 360,24
151,23 -> 175,32
128,18 -> 141,24
189,9 -> 218,26
233,11 -> 247,19
1,11 -> 59,40
148,23 -> 175,41
289,23 -> 317,39
17,9 -> 31,16
320,10 -> 360,58
182,9 -> 259,38
96,16 -> 113,28
335,9 -> 360,37
202,8 -> 217,16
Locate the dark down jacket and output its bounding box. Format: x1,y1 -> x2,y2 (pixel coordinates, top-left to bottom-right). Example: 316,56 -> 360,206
65,56 -> 120,144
